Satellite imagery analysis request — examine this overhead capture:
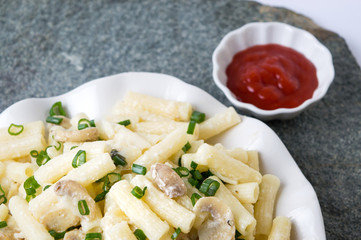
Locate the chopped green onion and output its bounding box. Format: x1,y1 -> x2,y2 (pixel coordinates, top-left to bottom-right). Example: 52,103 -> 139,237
46,116 -> 63,125
53,141 -> 62,151
49,229 -> 66,239
188,177 -> 198,187
173,167 -> 190,177
30,150 -> 38,158
94,172 -> 121,202
94,190 -> 108,202
182,141 -> 191,152
43,185 -> 51,191
24,176 -> 40,201
190,111 -> 206,123
191,193 -> 201,206
70,145 -> 78,150
235,230 -> 245,240
35,150 -> 51,166
131,186 -> 147,199
201,170 -> 214,179
78,118 -> 96,130
72,150 -> 86,168
134,229 -> 147,240
190,161 -> 198,170
132,164 -> 147,175
0,185 -> 7,204
0,221 -> 7,228
118,119 -> 131,126
78,200 -> 90,215
199,179 -> 220,196
186,120 -> 196,135
190,170 -> 203,181
8,123 -> 24,136
99,173 -> 122,192
178,157 -> 182,167
49,101 -> 66,116
85,233 -> 102,240
110,149 -> 127,166
171,227 -> 182,239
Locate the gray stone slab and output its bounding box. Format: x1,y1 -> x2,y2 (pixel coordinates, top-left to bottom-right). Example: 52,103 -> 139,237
1,0 -> 360,239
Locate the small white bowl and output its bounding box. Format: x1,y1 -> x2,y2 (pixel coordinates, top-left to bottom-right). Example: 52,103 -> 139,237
212,22 -> 335,121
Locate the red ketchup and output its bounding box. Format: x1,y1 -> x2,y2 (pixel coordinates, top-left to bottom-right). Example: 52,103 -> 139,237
226,44 -> 318,110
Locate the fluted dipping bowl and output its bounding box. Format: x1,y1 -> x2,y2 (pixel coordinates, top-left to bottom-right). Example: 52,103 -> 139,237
212,22 -> 335,121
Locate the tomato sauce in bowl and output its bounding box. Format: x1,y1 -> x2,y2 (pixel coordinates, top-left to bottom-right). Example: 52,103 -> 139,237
226,44 -> 318,110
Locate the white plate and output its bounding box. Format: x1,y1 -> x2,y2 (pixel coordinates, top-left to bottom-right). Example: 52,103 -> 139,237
0,72 -> 325,240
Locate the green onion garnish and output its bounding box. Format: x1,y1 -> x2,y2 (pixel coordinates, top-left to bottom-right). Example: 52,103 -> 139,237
188,177 -> 198,187
49,101 -> 66,116
70,145 -> 78,150
132,164 -> 147,175
30,150 -> 38,158
46,116 -> 63,125
94,190 -> 108,202
190,161 -> 198,170
186,120 -> 196,135
191,193 -> 201,206
178,157 -> 182,167
54,141 -> 62,151
0,185 -> 7,204
78,200 -> 90,215
173,167 -> 190,177
171,227 -> 182,239
43,185 -> 51,191
199,179 -> 220,196
190,111 -> 206,123
24,176 -> 40,201
190,170 -> 203,181
182,141 -> 191,152
72,150 -> 86,168
0,221 -> 7,228
85,233 -> 102,240
235,230 -> 245,240
134,229 -> 147,240
8,123 -> 24,136
35,150 -> 51,166
110,149 -> 127,166
49,229 -> 66,239
78,118 -> 96,130
131,186 -> 147,199
94,172 -> 121,202
118,119 -> 131,126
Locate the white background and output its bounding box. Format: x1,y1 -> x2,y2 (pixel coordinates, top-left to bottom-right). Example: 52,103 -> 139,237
255,0 -> 361,68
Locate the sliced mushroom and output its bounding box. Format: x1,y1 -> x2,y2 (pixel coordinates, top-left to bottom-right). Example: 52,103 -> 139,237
193,197 -> 235,240
54,180 -> 100,223
150,163 -> 187,198
40,207 -> 80,232
0,228 -> 22,240
51,126 -> 99,142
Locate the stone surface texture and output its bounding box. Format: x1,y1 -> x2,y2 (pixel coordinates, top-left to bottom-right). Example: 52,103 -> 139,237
1,0 -> 360,239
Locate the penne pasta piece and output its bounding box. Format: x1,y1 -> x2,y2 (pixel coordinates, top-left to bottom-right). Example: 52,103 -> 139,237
103,221 -> 138,240
131,175 -> 195,233
254,174 -> 281,239
133,127 -> 188,169
34,141 -> 109,185
122,91 -> 192,121
0,121 -> 46,161
9,196 -> 53,240
210,176 -> 256,237
226,182 -> 259,204
198,107 -> 241,140
247,150 -> 260,171
108,180 -> 170,240
4,161 -> 37,184
194,144 -> 262,184
268,216 -> 291,240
